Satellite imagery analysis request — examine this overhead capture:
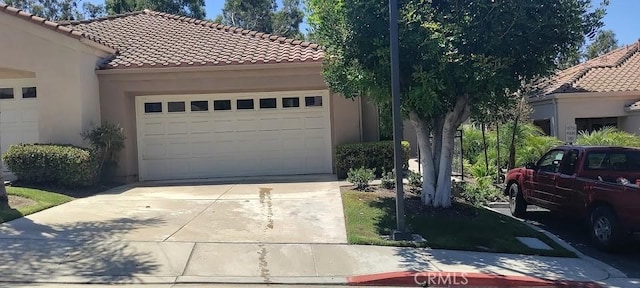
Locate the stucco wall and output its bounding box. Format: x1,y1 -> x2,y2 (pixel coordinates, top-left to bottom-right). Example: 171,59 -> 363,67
620,113 -> 640,135
555,94 -> 639,141
360,97 -> 380,142
0,13 -> 104,146
98,64 -> 367,182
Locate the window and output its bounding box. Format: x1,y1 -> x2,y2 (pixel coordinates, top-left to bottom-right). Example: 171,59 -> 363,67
260,98 -> 277,109
585,152 -> 607,170
0,88 -> 13,99
282,97 -> 300,108
305,96 -> 323,107
214,100 -> 232,111
560,149 -> 579,175
144,102 -> 162,113
537,150 -> 565,173
22,87 -> 36,99
237,99 -> 254,110
168,101 -> 186,112
191,101 -> 209,112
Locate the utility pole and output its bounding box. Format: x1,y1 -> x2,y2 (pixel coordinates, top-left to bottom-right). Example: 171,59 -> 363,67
389,0 -> 410,241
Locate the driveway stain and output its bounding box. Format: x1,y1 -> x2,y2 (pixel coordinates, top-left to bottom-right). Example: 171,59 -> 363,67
257,243 -> 271,283
259,188 -> 274,230
258,187 -> 274,283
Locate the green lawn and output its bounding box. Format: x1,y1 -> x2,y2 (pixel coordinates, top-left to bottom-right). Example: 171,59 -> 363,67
0,187 -> 73,223
342,190 -> 575,257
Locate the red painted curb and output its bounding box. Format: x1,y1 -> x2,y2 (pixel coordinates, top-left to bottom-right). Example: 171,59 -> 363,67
347,271 -> 603,287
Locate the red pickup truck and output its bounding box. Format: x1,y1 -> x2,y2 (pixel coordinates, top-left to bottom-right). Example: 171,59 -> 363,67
504,146 -> 640,250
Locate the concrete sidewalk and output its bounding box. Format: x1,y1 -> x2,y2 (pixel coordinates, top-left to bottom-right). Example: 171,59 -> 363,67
0,241 -> 617,286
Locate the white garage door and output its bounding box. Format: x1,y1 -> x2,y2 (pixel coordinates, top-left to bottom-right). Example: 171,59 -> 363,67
135,90 -> 333,181
0,79 -> 39,174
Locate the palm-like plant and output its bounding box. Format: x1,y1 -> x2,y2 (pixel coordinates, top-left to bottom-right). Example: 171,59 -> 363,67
575,127 -> 640,147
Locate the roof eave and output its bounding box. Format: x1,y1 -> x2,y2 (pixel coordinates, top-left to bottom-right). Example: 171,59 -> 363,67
95,61 -> 324,74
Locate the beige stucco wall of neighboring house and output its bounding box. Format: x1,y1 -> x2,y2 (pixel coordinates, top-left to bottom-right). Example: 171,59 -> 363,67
360,96 -> 380,142
555,93 -> 640,141
530,92 -> 640,141
620,113 -> 640,135
0,12 -> 106,146
98,63 -> 374,182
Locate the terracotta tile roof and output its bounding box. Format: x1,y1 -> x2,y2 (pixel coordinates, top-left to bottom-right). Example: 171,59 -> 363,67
60,10 -> 324,69
534,43 -> 640,96
0,3 -> 116,51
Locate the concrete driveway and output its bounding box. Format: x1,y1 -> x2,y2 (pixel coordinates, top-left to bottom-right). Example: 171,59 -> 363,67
0,175 -> 348,283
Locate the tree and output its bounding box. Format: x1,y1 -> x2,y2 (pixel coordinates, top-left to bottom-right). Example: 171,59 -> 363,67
307,0 -> 606,207
105,0 -> 206,19
585,29 -> 618,60
82,2 -> 106,18
4,0 -> 83,21
220,0 -> 304,38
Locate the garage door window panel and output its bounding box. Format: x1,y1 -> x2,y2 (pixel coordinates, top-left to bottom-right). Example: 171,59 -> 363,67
214,100 -> 232,111
22,87 -> 36,99
237,99 -> 255,110
283,97 -> 300,108
168,101 -> 186,112
145,102 -> 163,113
260,98 -> 277,109
190,101 -> 209,112
305,96 -> 323,107
0,88 -> 13,99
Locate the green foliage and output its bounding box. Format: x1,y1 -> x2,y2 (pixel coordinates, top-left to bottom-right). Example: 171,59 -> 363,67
346,167 -> 375,190
585,30 -> 618,60
576,127 -> 640,147
220,0 -> 304,38
81,122 -> 126,181
2,144 -> 98,187
306,0 -> 604,121
461,176 -> 503,207
462,122 -> 562,176
406,170 -> 422,188
4,0 -> 83,20
335,141 -> 410,179
380,169 -> 395,189
106,0 -> 205,19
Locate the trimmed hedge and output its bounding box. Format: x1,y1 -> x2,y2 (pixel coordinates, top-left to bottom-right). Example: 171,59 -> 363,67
2,144 -> 98,187
336,141 -> 411,179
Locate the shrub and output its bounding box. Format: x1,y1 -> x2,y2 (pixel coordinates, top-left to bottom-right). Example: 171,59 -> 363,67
2,144 -> 98,187
336,141 -> 410,179
407,170 -> 423,188
576,127 -> 640,147
381,169 -> 395,189
461,176 -> 503,206
82,122 -> 126,181
347,167 -> 375,190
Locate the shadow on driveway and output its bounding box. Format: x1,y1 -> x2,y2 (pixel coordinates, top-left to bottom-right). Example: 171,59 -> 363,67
0,216 -> 166,283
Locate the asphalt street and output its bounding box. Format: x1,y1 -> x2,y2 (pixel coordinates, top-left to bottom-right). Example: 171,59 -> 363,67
493,206 -> 640,278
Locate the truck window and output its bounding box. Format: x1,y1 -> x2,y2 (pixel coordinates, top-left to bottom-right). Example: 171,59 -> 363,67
560,149 -> 579,175
538,150 -> 565,173
585,151 -> 640,172
586,152 -> 607,170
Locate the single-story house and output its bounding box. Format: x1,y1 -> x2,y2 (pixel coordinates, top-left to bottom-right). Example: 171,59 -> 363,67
530,43 -> 640,140
0,4 -> 382,182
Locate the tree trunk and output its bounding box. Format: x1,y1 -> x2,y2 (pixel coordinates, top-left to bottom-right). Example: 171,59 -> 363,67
0,161 -> 9,208
508,117 -> 519,170
409,95 -> 471,208
481,123 -> 488,171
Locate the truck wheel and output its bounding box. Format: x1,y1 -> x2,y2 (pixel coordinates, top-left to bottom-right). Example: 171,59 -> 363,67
509,182 -> 527,218
590,206 -> 623,251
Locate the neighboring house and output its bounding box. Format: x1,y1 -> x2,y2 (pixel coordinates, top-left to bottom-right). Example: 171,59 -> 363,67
530,43 -> 640,141
0,4 -> 380,182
